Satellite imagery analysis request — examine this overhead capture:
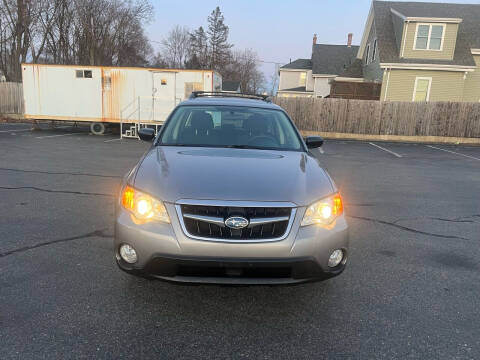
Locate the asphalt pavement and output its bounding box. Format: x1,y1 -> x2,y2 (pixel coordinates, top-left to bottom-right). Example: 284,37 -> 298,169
1,122 -> 479,359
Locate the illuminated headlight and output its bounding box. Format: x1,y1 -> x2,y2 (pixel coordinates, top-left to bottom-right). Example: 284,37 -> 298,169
119,244 -> 137,264
301,193 -> 343,227
121,185 -> 170,224
328,249 -> 344,267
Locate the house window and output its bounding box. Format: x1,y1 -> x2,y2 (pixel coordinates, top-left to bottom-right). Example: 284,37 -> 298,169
365,44 -> 370,65
415,24 -> 445,50
76,70 -> 93,78
299,72 -> 306,86
413,77 -> 432,101
372,39 -> 377,61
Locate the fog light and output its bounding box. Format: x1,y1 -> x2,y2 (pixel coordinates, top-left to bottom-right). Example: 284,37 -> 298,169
119,244 -> 137,264
328,249 -> 344,268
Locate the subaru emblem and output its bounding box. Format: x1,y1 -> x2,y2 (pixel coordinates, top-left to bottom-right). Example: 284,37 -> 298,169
224,216 -> 249,229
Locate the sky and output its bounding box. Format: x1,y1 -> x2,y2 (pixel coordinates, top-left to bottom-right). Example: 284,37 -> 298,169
146,0 -> 480,86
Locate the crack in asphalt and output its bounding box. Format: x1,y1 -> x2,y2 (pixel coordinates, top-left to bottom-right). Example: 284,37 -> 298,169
348,215 -> 470,241
431,217 -> 475,223
0,167 -> 121,179
0,229 -> 113,258
391,215 -> 480,225
456,214 -> 480,222
0,186 -> 114,197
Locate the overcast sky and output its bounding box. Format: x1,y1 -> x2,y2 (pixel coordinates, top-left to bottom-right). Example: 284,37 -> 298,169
146,0 -> 480,85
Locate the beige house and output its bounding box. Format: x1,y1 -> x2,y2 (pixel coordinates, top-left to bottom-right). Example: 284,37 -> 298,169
277,35 -> 359,98
350,1 -> 480,102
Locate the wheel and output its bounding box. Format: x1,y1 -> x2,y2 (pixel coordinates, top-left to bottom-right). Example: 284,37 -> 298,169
90,122 -> 106,135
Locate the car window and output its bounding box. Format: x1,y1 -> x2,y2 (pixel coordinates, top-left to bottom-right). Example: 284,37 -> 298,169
159,105 -> 303,151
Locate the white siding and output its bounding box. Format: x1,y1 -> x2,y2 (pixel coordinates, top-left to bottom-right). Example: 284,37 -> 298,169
22,64 -> 220,123
314,77 -> 332,97
279,70 -> 304,90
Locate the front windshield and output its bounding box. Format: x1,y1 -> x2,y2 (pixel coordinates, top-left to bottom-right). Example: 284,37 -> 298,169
158,105 -> 303,151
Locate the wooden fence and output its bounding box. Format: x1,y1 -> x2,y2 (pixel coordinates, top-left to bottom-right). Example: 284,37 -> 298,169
0,82 -> 24,114
274,97 -> 480,138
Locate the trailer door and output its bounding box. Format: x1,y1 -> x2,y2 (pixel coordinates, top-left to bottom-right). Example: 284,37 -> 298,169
152,72 -> 177,122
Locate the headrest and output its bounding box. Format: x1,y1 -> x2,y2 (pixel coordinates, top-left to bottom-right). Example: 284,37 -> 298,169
244,114 -> 269,133
191,111 -> 213,130
221,124 -> 235,132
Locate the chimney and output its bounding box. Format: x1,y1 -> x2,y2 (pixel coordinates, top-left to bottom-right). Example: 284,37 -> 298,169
347,33 -> 353,47
313,33 -> 317,45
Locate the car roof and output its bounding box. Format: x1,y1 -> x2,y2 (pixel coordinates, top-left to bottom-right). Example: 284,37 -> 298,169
178,96 -> 283,110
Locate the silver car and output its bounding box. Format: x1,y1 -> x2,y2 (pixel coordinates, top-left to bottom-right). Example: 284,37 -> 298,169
114,92 -> 348,285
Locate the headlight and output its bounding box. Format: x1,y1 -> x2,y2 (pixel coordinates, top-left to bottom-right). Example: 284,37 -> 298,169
301,193 -> 343,227
121,185 -> 170,224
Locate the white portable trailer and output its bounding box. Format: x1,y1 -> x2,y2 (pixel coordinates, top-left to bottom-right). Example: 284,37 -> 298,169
21,63 -> 222,136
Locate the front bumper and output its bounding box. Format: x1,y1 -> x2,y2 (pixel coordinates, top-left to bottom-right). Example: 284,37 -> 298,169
114,202 -> 349,285
116,254 -> 347,285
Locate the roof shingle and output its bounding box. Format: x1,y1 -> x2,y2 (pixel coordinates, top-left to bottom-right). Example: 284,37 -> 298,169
280,59 -> 312,70
277,86 -> 313,93
339,59 -> 364,78
311,44 -> 359,75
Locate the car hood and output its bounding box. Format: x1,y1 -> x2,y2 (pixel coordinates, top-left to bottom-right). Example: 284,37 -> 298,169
133,146 -> 335,206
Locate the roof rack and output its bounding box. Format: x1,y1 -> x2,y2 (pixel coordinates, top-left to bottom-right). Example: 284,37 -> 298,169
189,91 -> 271,102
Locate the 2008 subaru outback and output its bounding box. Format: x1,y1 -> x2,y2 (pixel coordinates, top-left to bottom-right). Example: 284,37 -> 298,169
115,92 -> 348,284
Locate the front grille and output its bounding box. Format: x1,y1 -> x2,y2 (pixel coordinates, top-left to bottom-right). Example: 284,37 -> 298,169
179,204 -> 293,241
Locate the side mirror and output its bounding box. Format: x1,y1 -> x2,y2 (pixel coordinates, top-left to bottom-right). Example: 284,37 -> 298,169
138,128 -> 155,141
305,136 -> 324,149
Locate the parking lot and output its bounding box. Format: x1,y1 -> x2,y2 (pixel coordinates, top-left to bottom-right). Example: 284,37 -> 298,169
1,121 -> 479,359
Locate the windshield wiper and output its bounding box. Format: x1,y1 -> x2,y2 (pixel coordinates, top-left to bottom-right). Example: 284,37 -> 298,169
224,145 -> 270,150
161,144 -> 283,151
224,145 -> 249,148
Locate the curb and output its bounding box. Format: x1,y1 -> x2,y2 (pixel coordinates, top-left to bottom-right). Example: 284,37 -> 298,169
300,131 -> 480,146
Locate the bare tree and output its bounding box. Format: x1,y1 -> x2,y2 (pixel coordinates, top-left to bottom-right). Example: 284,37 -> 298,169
0,0 -> 153,80
160,25 -> 189,68
223,49 -> 265,94
71,0 -> 153,66
42,0 -> 75,64
268,64 -> 279,96
0,0 -> 35,81
151,52 -> 168,68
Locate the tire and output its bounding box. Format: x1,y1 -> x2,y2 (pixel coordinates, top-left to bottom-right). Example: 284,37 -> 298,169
90,122 -> 106,135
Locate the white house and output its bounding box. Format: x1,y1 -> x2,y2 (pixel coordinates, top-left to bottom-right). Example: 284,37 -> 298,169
277,34 -> 359,98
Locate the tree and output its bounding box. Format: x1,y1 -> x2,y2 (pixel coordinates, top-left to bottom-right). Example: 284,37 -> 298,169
206,6 -> 231,71
268,65 -> 279,96
0,0 -> 154,81
160,25 -> 189,68
186,26 -> 208,69
151,52 -> 168,68
222,49 -> 265,94
70,0 -> 153,66
0,0 -> 35,81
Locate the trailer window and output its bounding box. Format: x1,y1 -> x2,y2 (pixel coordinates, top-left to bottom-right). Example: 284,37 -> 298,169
76,70 -> 92,78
